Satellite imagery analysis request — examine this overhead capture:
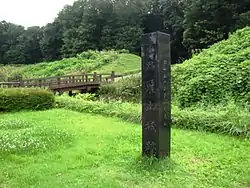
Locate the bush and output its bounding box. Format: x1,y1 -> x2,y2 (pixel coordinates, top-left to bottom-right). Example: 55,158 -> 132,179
98,74 -> 142,102
0,88 -> 55,112
172,27 -> 250,107
75,93 -> 97,101
56,96 -> 250,138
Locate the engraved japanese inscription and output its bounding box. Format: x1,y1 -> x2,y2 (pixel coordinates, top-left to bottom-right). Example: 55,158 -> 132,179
144,79 -> 156,95
141,31 -> 171,158
144,141 -> 157,155
145,121 -> 157,133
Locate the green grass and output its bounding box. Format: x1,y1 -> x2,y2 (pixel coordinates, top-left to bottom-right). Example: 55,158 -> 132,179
0,50 -> 141,81
1,109 -> 250,187
92,53 -> 141,74
56,96 -> 250,138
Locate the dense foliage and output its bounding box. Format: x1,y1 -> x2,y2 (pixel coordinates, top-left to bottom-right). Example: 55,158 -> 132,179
98,74 -> 142,102
0,50 -> 140,80
183,0 -> 250,51
99,27 -> 250,107
56,95 -> 250,138
173,27 -> 250,107
0,88 -> 55,112
1,0 -> 249,65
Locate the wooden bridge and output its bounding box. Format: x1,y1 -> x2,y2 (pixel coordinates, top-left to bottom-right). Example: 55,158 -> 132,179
0,71 -> 123,95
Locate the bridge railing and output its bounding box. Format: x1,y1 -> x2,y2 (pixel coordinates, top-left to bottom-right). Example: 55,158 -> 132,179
0,71 -> 123,89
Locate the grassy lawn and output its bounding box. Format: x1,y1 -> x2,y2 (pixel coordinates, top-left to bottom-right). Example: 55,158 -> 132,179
0,109 -> 250,188
92,53 -> 141,74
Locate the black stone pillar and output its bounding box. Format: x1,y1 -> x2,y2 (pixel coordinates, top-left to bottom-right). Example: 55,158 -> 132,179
141,31 -> 171,158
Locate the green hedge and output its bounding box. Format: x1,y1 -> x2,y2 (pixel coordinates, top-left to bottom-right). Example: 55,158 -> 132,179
0,88 -> 55,112
56,96 -> 250,138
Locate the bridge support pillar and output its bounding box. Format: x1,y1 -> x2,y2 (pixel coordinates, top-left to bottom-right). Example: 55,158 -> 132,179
69,90 -> 73,96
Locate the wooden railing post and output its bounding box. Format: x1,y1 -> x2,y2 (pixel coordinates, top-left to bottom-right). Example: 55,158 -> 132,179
111,71 -> 115,82
99,75 -> 102,83
19,78 -> 24,87
93,72 -> 97,82
82,75 -> 85,83
57,78 -> 61,85
85,75 -> 88,82
38,79 -> 42,87
7,78 -> 11,88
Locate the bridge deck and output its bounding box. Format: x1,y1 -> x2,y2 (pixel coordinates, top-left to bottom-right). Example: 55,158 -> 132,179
0,71 -> 123,93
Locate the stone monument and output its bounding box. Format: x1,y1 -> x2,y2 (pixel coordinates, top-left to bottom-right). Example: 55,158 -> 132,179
141,31 -> 171,158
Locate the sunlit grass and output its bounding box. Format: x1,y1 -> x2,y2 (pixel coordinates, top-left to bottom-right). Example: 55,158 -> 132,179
0,109 -> 249,188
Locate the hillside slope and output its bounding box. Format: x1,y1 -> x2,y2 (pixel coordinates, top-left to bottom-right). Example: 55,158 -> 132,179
100,27 -> 250,107
0,50 -> 141,80
173,27 -> 250,107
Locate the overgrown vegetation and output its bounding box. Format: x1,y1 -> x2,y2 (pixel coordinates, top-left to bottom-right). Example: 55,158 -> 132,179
173,27 -> 250,107
0,50 -> 140,80
56,96 -> 250,138
0,109 -> 249,187
99,73 -> 142,102
0,88 -> 55,112
99,27 -> 250,108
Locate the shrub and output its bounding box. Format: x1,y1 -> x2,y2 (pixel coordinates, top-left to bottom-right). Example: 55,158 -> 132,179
56,96 -> 250,138
98,74 -> 142,102
172,27 -> 250,107
8,72 -> 23,81
75,93 -> 97,101
0,88 -> 55,112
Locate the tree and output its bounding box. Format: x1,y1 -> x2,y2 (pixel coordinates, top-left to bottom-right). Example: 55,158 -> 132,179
0,21 -> 26,64
57,1 -> 87,57
40,22 -> 63,61
22,26 -> 43,64
1,0 -> 249,65
161,0 -> 189,63
183,0 -> 250,52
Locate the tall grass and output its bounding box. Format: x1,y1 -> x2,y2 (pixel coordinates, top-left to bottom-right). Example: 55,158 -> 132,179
56,95 -> 250,138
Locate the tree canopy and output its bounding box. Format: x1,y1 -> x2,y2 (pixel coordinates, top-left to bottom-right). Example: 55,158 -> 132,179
0,0 -> 249,65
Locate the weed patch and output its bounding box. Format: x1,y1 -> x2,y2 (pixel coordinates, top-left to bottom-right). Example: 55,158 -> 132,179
0,120 -> 74,154
0,119 -> 32,130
